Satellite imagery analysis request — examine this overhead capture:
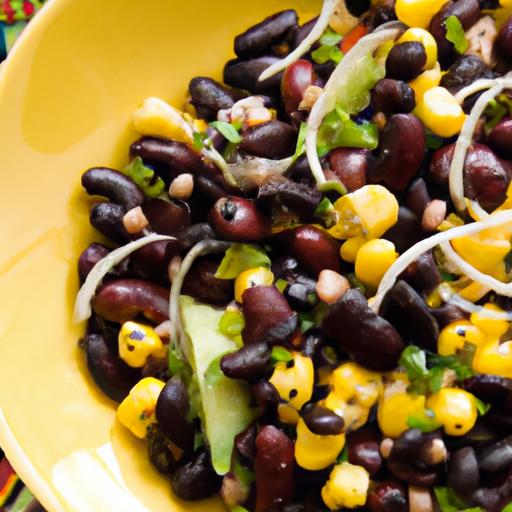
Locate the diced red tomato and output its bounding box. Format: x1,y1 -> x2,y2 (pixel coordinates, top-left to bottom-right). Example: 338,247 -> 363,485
340,24 -> 368,54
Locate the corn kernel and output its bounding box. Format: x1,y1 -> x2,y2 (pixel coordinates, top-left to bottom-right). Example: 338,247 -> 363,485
459,281 -> 492,303
340,237 -> 367,263
270,352 -> 314,411
324,392 -> 371,431
234,267 -> 274,303
426,388 -> 477,436
330,185 -> 399,240
414,87 -> 466,138
133,97 -> 193,143
330,362 -> 383,407
355,239 -> 398,290
437,320 -> 485,356
378,392 -> 427,438
117,377 -> 165,438
398,28 -> 438,69
118,321 -> 167,368
295,418 -> 346,471
395,0 -> 448,29
470,303 -> 509,337
278,403 -> 300,425
321,462 -> 370,510
473,339 -> 512,378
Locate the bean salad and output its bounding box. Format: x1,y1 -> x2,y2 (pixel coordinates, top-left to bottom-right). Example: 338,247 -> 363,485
74,0 -> 512,510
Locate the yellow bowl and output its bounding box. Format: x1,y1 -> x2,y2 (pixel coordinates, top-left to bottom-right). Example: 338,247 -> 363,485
0,0 -> 320,510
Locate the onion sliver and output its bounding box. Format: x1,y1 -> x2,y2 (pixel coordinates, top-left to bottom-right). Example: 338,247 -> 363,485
305,28 -> 400,187
73,234 -> 176,323
258,0 -> 338,82
372,209 -> 512,313
454,79 -> 498,104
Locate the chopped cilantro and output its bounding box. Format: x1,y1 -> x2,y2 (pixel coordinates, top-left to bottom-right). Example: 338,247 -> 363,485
271,346 -> 294,365
215,244 -> 271,279
210,120 -> 242,144
312,44 -> 343,65
122,157 -> 165,198
445,16 -> 468,54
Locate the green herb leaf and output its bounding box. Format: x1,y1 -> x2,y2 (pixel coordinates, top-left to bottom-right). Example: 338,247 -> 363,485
215,244 -> 271,279
426,133 -> 444,149
502,504 -> 512,512
434,486 -> 483,512
231,507 -> 251,512
315,197 -> 334,215
122,157 -> 165,198
219,309 -> 245,338
205,353 -> 229,386
320,26 -> 343,46
232,455 -> 255,487
485,99 -> 508,133
475,397 -> 491,416
210,121 -> 243,144
439,268 -> 456,282
293,122 -> 308,160
337,446 -> 349,463
168,346 -> 186,376
318,180 -> 347,196
428,342 -> 476,380
399,346 -> 429,380
407,412 -> 442,433
275,278 -> 289,294
271,346 -> 293,365
194,431 -> 205,451
445,15 -> 468,54
312,44 -> 343,65
193,131 -> 207,150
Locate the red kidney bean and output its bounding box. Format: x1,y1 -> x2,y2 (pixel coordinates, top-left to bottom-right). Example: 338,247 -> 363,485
347,427 -> 382,475
276,225 -> 341,276
170,451 -> 221,501
370,114 -> 425,192
329,148 -> 372,192
220,343 -> 272,382
257,175 -> 322,219
400,251 -> 441,296
346,0 -> 371,16
78,243 -> 110,282
240,120 -> 296,159
209,196 -> 272,242
430,303 -> 468,328
383,206 -> 426,253
284,282 -> 318,312
235,424 -> 257,463
429,0 -> 481,67
385,42 -> 427,81
286,154 -> 314,184
194,174 -> 231,203
92,278 -> 169,324
146,423 -> 179,475
182,256 -> 234,306
448,446 -> 480,496
489,117 -> 512,160
141,198 -> 191,237
224,56 -> 284,95
156,375 -> 194,452
322,289 -> 405,371
496,15 -> 512,62
429,143 -> 455,186
293,17 -> 317,48
255,425 -> 295,512
479,436 -> 512,474
371,79 -> 416,115
234,10 -> 298,59
82,168 -> 145,210
367,481 -> 408,512
90,202 -> 130,243
440,55 -> 495,93
83,333 -> 140,403
252,381 -> 280,413
301,403 -> 344,436
381,281 -> 439,352
281,60 -> 315,115
391,429 -> 446,468
242,285 -> 298,346
188,77 -> 248,120
366,0 -> 399,30
129,240 -> 183,284
386,457 -> 438,487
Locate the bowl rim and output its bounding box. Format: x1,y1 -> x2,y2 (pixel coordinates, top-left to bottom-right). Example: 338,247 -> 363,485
0,2 -> 75,508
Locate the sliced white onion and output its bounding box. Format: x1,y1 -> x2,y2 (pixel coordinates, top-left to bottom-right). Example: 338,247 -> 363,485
73,234 -> 176,323
467,199 -> 490,221
201,146 -> 239,188
438,283 -> 512,321
454,79 -> 498,104
305,28 -> 400,186
228,155 -> 293,191
371,209 -> 512,313
169,240 -> 232,355
257,0 -> 338,82
449,83 -> 504,212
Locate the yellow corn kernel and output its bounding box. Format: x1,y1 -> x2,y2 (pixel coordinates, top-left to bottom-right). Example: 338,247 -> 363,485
270,352 -> 314,411
340,237 -> 367,263
133,97 -> 193,143
118,321 -> 167,368
324,392 -> 371,431
473,339 -> 512,378
426,388 -> 477,436
378,392 -> 427,438
460,281 -> 492,303
409,62 -> 442,102
330,362 -> 383,407
330,185 -> 399,240
234,267 -> 274,303
117,377 -> 165,439
470,303 -> 509,337
395,0 -> 448,29
321,462 -> 370,510
355,239 -> 398,290
278,403 -> 300,425
437,320 -> 485,356
398,28 -> 438,69
295,418 -> 346,471
414,87 -> 466,138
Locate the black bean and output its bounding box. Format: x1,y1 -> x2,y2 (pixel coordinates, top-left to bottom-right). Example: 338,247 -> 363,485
179,223 -> 215,249
405,178 -> 431,220
234,10 -> 298,59
252,381 -> 280,411
385,42 -> 427,81
347,427 -> 382,475
386,457 -> 438,487
383,206 -> 426,253
146,423 -> 179,475
129,240 -> 182,284
495,15 -> 512,63
448,446 -> 480,496
346,0 -> 371,16
224,57 -> 283,95
90,202 -> 129,243
220,343 -> 272,383
170,451 -> 221,501
284,283 -> 317,313
371,79 -> 415,114
235,424 -> 257,463
430,303 -> 468,328
141,198 -> 191,237
440,55 -> 495,93
78,243 -> 111,282
240,120 -> 296,159
301,403 -> 344,436
400,251 -> 441,297
479,436 -> 512,474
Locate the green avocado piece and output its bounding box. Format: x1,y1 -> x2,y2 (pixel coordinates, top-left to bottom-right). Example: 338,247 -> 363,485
179,295 -> 257,475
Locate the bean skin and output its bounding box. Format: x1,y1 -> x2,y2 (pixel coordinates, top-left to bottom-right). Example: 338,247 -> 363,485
347,427 -> 383,475
440,55 -> 495,93
301,403 -> 344,436
240,120 -> 296,159
141,198 -> 191,237
224,56 -> 284,95
78,243 -> 110,282
281,60 -> 316,115
220,343 -> 272,382
329,148 -> 372,192
385,42 -> 427,81
90,203 -> 130,243
448,447 -> 480,496
371,79 -> 416,114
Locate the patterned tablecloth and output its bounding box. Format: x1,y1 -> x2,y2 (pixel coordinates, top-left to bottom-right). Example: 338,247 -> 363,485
1,4 -> 48,510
